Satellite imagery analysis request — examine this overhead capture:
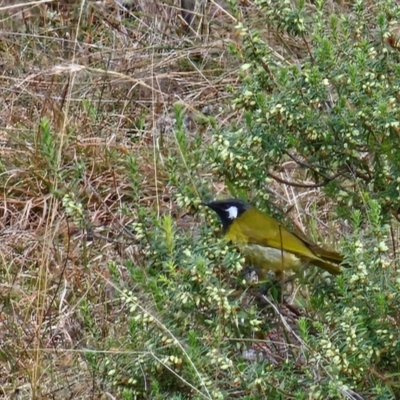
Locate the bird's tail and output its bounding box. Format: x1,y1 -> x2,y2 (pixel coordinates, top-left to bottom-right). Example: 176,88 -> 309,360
312,257 -> 342,275
311,246 -> 343,263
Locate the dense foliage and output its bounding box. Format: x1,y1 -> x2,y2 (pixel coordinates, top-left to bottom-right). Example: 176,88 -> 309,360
212,0 -> 400,221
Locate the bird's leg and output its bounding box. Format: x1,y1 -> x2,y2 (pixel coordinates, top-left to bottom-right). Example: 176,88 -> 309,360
241,265 -> 280,300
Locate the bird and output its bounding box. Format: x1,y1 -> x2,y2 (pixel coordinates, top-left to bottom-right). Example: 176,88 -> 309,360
202,198 -> 344,277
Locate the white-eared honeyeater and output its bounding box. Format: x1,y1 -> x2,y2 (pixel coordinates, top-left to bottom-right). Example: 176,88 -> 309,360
202,198 -> 343,275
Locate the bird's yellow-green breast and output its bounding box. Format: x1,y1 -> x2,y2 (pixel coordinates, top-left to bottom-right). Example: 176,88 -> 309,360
203,198 -> 343,275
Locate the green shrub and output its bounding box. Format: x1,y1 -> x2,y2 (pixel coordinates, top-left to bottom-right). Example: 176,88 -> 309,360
309,197 -> 400,398
209,0 -> 400,221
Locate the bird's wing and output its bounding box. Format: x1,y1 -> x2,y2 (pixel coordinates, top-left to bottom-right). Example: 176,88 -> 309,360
284,223 -> 343,264
231,208 -> 343,264
226,209 -> 343,275
228,209 -> 318,260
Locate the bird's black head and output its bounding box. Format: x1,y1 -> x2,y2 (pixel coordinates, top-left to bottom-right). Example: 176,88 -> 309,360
202,198 -> 251,231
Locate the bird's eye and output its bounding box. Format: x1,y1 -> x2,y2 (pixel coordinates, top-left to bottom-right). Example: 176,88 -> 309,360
225,206 -> 238,219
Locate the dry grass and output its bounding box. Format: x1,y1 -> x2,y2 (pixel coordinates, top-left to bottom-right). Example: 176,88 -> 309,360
0,1 -> 247,398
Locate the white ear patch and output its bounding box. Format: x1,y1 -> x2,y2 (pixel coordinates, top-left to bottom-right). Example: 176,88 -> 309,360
226,206 -> 238,220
